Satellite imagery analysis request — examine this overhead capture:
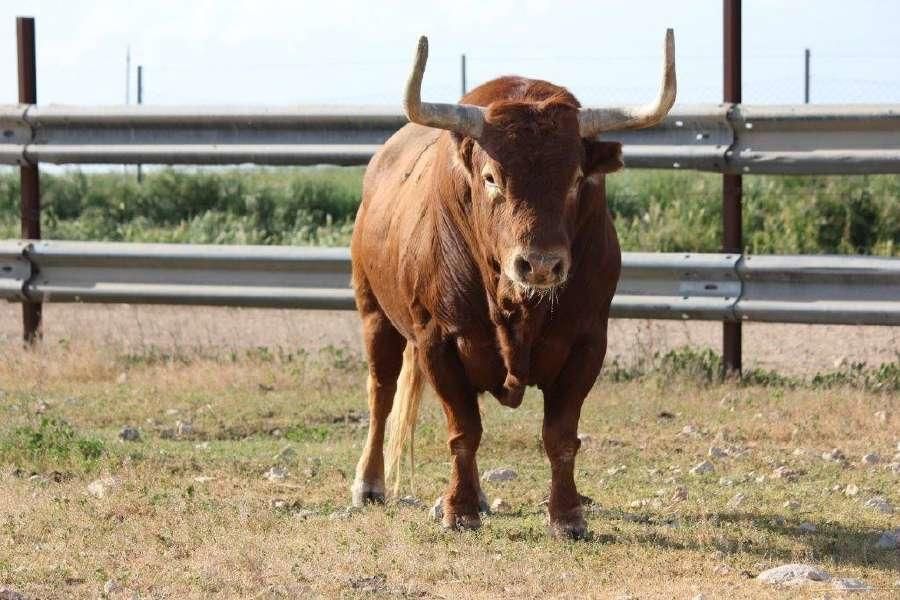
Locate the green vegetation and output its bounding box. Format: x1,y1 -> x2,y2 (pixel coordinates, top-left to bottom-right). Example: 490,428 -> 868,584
1,167 -> 897,254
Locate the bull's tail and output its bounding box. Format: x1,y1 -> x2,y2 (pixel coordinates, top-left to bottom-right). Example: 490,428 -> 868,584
384,341 -> 425,496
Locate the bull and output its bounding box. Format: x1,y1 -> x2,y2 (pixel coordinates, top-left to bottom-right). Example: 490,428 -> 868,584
350,31 -> 676,538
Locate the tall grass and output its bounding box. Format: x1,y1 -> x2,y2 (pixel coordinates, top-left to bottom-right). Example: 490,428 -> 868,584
0,167 -> 897,254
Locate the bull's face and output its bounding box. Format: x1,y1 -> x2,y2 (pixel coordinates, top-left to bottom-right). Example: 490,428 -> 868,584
457,104 -> 623,293
402,32 -> 675,295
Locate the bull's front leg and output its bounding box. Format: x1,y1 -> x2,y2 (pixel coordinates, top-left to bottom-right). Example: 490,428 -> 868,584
421,336 -> 483,530
541,333 -> 607,539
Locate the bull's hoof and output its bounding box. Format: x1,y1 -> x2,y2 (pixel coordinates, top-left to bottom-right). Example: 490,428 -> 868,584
350,479 -> 385,507
548,516 -> 590,540
442,511 -> 482,531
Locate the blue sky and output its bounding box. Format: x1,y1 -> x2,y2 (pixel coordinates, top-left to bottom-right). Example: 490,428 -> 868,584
1,0 -> 899,107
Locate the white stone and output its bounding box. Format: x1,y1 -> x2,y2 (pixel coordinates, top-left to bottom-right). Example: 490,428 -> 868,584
727,492 -> 746,509
577,433 -> 595,446
822,448 -> 846,462
87,477 -> 122,499
864,496 -> 894,514
397,495 -> 422,508
482,467 -> 517,482
783,499 -> 801,510
874,410 -> 888,423
491,498 -> 511,512
690,460 -> 715,475
263,466 -> 288,482
193,476 -> 214,483
832,578 -> 870,592
708,446 -> 727,459
103,579 -> 122,595
175,420 -> 193,436
295,509 -> 316,519
798,522 -> 817,533
844,483 -> 860,497
679,424 -> 701,437
756,563 -> 831,586
0,589 -> 25,600
606,465 -> 627,476
875,529 -> 899,550
861,452 -> 880,465
772,466 -> 798,480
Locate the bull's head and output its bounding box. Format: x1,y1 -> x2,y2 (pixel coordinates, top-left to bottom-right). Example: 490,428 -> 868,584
403,31 -> 676,294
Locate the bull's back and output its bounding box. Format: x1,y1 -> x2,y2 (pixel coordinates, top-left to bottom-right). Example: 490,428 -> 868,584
351,124 -> 442,337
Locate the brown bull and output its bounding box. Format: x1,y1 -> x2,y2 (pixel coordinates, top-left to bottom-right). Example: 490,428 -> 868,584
351,31 -> 676,537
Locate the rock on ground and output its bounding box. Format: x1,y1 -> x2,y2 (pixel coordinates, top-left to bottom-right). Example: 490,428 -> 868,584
832,578 -> 870,592
727,492 -> 746,509
87,476 -> 122,499
690,460 -> 715,475
481,467 -> 517,482
845,483 -> 860,497
875,529 -> 899,550
0,588 -> 25,600
861,452 -> 880,465
756,563 -> 831,586
491,498 -> 511,512
772,466 -> 799,480
798,522 -> 817,534
263,466 -> 288,482
118,426 -> 140,442
864,496 -> 894,514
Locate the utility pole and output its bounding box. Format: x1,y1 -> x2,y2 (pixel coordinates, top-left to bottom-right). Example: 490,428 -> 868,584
804,48 -> 810,104
461,53 -> 467,97
17,16 -> 41,343
137,64 -> 143,182
723,0 -> 742,376
125,46 -> 131,104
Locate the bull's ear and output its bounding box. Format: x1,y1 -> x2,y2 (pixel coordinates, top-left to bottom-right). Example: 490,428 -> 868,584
583,140 -> 623,177
452,132 -> 475,178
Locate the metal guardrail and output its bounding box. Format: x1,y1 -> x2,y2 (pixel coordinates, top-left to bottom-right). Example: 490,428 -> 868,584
2,241 -> 898,326
2,103 -> 899,174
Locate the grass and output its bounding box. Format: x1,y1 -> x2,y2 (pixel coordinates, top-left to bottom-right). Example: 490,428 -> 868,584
1,167 -> 897,255
1,338 -> 898,598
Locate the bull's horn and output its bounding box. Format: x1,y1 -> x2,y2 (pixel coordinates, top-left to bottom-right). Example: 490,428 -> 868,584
578,28 -> 677,137
404,36 -> 486,138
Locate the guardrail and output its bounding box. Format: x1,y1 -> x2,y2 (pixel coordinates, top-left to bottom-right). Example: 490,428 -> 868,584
3,241 -> 898,326
2,103 -> 899,174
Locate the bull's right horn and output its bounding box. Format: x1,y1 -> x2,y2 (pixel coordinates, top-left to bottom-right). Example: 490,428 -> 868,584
403,36 -> 486,139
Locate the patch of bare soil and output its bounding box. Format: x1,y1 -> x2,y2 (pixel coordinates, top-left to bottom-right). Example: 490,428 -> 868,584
0,303 -> 896,375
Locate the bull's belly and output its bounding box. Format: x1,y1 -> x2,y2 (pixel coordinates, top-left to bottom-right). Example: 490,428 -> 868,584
455,332 -> 574,397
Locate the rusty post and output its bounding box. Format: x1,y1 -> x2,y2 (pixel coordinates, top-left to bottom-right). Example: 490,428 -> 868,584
17,16 -> 41,344
723,0 -> 742,375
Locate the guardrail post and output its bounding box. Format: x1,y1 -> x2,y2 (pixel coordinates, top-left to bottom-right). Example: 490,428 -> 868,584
723,0 -> 742,375
17,16 -> 41,344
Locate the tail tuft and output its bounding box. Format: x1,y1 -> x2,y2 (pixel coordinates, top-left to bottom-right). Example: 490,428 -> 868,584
384,342 -> 425,496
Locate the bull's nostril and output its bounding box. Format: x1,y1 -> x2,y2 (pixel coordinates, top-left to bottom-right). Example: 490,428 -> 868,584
514,256 -> 532,278
552,261 -> 564,278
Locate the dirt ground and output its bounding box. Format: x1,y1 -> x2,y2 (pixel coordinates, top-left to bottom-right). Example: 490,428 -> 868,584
1,303 -> 897,376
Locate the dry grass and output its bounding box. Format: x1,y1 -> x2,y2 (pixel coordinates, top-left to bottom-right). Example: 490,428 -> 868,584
1,335 -> 898,599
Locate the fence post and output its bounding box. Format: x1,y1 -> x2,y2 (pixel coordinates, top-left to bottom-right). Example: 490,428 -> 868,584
17,16 -> 41,344
460,53 -> 467,97
804,48 -> 810,104
723,0 -> 742,375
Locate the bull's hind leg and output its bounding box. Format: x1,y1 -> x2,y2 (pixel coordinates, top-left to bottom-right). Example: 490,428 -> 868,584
351,282 -> 405,507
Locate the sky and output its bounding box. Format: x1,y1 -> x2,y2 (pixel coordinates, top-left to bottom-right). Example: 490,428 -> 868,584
0,0 -> 899,109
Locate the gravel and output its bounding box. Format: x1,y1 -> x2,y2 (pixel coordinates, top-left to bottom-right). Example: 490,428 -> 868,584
863,496 -> 894,514
87,477 -> 122,499
118,426 -> 140,442
263,466 -> 288,482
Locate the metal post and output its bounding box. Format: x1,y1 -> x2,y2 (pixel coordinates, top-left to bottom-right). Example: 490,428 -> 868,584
723,0 -> 742,375
137,64 -> 143,182
461,53 -> 467,97
804,48 -> 810,104
17,16 -> 41,344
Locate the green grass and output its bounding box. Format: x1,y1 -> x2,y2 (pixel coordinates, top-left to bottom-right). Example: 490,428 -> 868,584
1,167 -> 897,255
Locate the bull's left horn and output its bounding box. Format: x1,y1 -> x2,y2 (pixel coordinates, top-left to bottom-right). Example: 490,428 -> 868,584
578,28 -> 677,137
404,36 -> 486,138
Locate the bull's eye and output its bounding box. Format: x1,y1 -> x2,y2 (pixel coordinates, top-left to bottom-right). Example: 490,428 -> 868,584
483,173 -> 495,186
